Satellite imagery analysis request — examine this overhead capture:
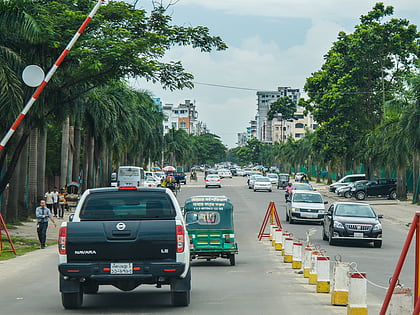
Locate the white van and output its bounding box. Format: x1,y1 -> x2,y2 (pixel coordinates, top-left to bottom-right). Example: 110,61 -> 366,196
329,174 -> 366,192
117,166 -> 145,187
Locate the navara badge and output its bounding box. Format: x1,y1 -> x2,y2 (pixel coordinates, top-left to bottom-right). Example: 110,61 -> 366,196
116,222 -> 126,231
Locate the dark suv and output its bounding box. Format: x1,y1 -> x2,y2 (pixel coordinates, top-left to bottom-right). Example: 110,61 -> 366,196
351,178 -> 397,200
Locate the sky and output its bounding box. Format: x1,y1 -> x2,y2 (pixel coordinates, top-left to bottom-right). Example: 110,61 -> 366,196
131,0 -> 420,148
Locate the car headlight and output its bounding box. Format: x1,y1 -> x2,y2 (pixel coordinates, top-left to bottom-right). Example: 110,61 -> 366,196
334,221 -> 344,229
372,223 -> 382,232
291,207 -> 298,212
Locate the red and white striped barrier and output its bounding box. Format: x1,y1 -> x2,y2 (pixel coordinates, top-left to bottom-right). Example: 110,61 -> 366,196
309,250 -> 319,285
0,0 -> 105,152
331,261 -> 350,306
274,228 -> 283,251
348,272 -> 367,315
283,237 -> 294,263
303,245 -> 313,278
292,241 -> 303,269
316,256 -> 330,293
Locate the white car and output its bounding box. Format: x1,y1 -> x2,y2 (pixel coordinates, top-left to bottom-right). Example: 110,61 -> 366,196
294,172 -> 306,181
143,176 -> 160,187
253,177 -> 272,192
205,174 -> 222,188
267,173 -> 279,185
243,168 -> 252,176
218,169 -> 232,178
236,169 -> 245,176
248,174 -> 263,189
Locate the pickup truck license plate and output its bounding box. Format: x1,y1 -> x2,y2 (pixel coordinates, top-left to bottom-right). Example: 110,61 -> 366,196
354,232 -> 364,239
302,212 -> 318,218
110,263 -> 133,274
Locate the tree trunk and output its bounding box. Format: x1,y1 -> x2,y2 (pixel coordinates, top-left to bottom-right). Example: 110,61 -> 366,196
28,128 -> 38,213
17,139 -> 29,218
413,152 -> 420,203
68,125 -> 74,183
37,128 -> 47,200
60,117 -> 70,189
396,166 -> 407,200
72,125 -> 81,183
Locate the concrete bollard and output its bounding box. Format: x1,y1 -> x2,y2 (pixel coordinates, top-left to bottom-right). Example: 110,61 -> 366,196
274,228 -> 283,251
316,256 -> 330,293
292,241 -> 303,269
271,225 -> 278,247
281,232 -> 290,256
283,238 -> 294,263
269,224 -> 276,241
388,286 -> 413,314
347,272 -> 367,315
303,245 -> 313,278
331,262 -> 350,306
309,250 -> 319,285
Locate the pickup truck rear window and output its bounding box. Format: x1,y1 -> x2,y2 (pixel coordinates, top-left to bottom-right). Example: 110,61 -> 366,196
79,191 -> 175,220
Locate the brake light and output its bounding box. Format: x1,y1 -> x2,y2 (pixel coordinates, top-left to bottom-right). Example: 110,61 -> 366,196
58,226 -> 67,255
205,179 -> 209,181
118,186 -> 137,190
176,225 -> 185,253
217,179 -> 221,181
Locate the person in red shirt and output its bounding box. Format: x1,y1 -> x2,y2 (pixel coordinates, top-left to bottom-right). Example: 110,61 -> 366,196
285,183 -> 294,201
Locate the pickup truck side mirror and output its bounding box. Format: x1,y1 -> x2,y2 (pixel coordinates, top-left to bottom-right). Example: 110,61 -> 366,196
69,214 -> 74,222
324,201 -> 328,204
378,214 -> 384,219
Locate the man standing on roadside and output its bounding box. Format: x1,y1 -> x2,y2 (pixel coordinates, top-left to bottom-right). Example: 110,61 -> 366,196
44,188 -> 55,217
52,187 -> 59,218
35,199 -> 56,249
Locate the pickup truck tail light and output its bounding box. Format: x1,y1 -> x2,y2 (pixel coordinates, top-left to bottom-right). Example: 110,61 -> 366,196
176,225 -> 185,253
58,226 -> 67,254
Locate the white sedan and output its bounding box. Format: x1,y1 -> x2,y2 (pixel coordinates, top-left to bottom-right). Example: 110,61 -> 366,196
218,169 -> 232,178
267,173 -> 279,185
253,177 -> 272,192
205,174 -> 222,188
144,176 -> 160,188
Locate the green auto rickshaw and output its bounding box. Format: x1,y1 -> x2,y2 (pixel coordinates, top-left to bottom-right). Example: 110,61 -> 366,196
184,196 -> 238,266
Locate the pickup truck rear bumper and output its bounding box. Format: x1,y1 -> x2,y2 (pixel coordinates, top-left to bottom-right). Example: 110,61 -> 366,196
59,261 -> 186,279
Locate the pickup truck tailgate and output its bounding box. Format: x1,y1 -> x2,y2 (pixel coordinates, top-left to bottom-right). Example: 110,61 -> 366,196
66,220 -> 176,262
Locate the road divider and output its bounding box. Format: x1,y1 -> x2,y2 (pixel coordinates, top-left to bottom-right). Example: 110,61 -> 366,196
274,228 -> 283,251
283,237 -> 294,263
303,245 -> 313,278
316,256 -> 330,293
331,259 -> 350,306
292,241 -> 303,269
309,249 -> 319,285
348,272 -> 368,315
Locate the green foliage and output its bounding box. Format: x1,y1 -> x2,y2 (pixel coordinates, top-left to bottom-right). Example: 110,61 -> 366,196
267,97 -> 297,121
190,133 -> 226,165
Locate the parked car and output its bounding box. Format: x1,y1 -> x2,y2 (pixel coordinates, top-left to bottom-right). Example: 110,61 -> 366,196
322,201 -> 383,248
294,172 -> 306,181
329,174 -> 366,192
144,176 -> 160,187
277,173 -> 290,189
236,168 -> 245,176
285,190 -> 327,224
267,173 -> 279,185
336,180 -> 368,198
248,174 -> 263,189
351,178 -> 397,200
218,169 -> 232,178
205,174 -> 222,188
243,168 -> 252,176
253,177 -> 272,192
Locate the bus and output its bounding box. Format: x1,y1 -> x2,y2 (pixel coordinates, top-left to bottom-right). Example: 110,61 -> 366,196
117,166 -> 145,187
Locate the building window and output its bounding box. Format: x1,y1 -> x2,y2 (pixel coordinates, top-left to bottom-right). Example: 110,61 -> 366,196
296,114 -> 304,119
312,124 -> 318,129
295,123 -> 304,128
172,122 -> 177,129
180,122 -> 186,128
295,133 -> 303,138
275,127 -> 279,131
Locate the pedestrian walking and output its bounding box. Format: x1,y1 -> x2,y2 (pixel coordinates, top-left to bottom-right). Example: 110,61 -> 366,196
52,187 -> 59,217
58,188 -> 67,219
44,188 -> 55,217
35,199 -> 56,249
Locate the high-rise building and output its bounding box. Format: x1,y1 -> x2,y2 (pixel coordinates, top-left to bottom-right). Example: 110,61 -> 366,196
162,100 -> 207,135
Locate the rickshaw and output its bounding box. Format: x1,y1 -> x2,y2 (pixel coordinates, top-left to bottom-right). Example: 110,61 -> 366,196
277,173 -> 290,189
65,182 -> 80,211
184,196 -> 238,266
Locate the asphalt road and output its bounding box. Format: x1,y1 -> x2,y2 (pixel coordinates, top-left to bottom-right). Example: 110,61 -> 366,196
0,175 -> 414,314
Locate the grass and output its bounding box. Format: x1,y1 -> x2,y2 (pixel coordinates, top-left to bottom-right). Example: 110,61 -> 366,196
0,237 -> 55,261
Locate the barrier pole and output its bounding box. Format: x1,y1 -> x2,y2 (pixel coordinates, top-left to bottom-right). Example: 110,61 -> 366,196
348,272 -> 367,315
380,213 -> 419,314
309,250 -> 319,285
0,0 -> 106,152
331,261 -> 350,306
292,241 -> 303,269
316,256 -> 330,293
303,245 -> 313,278
283,238 -> 294,263
274,228 -> 283,251
281,232 -> 290,256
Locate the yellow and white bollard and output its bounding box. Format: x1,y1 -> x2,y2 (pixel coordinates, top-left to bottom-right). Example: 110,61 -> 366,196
347,272 -> 368,315
274,228 -> 283,251
281,232 -> 290,256
283,237 -> 294,263
331,261 -> 350,306
316,256 -> 330,293
389,287 -> 413,314
303,245 -> 313,278
309,250 -> 319,285
292,241 -> 303,269
269,224 -> 276,241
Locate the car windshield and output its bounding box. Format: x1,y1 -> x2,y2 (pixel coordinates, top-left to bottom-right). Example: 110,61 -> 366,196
335,204 -> 376,218
293,193 -> 323,203
256,177 -> 270,182
268,174 -> 277,178
80,191 -> 175,220
293,183 -> 313,190
207,175 -> 219,179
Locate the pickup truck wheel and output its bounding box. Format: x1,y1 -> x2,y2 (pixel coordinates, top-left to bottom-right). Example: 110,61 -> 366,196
344,191 -> 352,198
171,290 -> 190,306
61,290 -> 83,309
83,281 -> 99,294
389,190 -> 397,200
355,191 -> 366,200
229,254 -> 236,266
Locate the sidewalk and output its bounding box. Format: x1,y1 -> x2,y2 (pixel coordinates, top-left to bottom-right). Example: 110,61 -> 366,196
312,181 -> 420,226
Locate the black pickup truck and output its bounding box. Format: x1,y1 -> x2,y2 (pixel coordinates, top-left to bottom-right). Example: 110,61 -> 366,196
58,187 -> 191,309
351,178 -> 397,200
